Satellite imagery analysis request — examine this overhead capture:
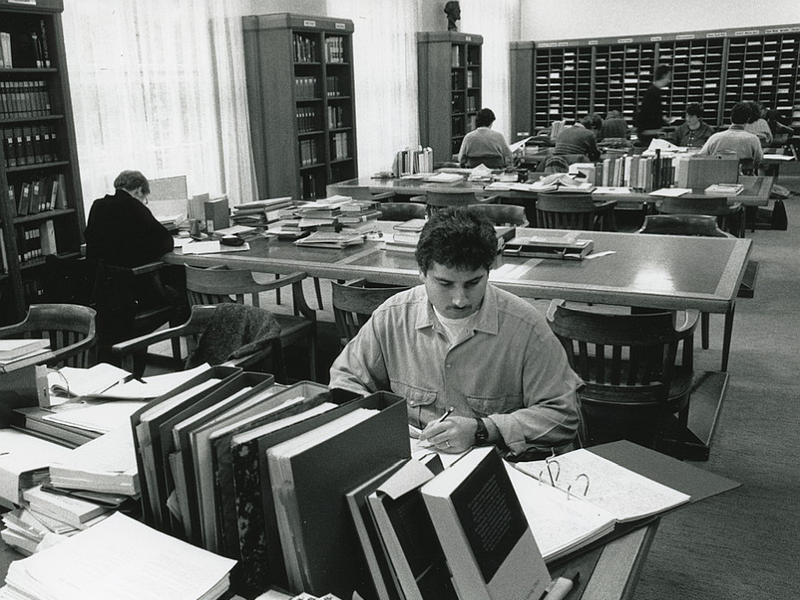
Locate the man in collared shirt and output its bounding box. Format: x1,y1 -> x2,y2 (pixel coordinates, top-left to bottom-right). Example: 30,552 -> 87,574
699,102 -> 764,166
329,208 -> 582,459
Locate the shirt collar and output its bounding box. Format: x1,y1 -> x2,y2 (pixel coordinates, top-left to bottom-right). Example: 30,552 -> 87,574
729,124 -> 745,131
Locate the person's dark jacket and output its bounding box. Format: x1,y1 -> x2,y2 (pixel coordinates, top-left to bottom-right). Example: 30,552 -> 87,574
84,189 -> 174,267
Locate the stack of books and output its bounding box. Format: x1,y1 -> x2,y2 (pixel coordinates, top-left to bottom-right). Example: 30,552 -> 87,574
382,218 -> 425,253
0,339 -> 51,373
338,199 -> 381,231
230,197 -> 294,228
704,182 -> 744,196
293,230 -> 366,249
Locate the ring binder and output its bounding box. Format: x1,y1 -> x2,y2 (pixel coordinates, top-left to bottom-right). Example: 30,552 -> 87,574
566,473 -> 590,500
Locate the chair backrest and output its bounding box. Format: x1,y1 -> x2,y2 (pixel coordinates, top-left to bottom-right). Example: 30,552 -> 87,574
462,155 -> 507,169
656,196 -> 742,236
467,204 -> 528,226
425,188 -> 477,209
377,202 -> 427,222
547,300 -> 696,448
536,193 -> 602,230
0,304 -> 97,368
185,265 -> 307,308
637,214 -> 731,238
331,279 -> 410,347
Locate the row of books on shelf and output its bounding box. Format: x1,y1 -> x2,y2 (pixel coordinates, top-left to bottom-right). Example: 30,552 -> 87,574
15,220 -> 56,264
0,80 -> 52,119
330,131 -> 350,161
327,104 -> 347,129
7,174 -> 68,217
0,20 -> 51,69
323,35 -> 347,63
325,74 -> 346,97
570,153 -> 677,191
392,145 -> 433,177
2,124 -> 60,168
292,34 -> 318,63
299,138 -> 320,167
294,75 -> 318,99
296,106 -> 319,133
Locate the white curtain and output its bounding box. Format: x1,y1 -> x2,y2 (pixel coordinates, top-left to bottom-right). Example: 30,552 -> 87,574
326,0 -> 422,177
61,0 -> 255,214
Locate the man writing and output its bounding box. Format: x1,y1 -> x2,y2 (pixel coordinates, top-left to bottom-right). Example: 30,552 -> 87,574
329,208 -> 581,459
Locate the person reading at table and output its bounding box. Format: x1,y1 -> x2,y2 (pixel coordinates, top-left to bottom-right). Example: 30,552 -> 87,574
698,102 -> 763,167
669,103 -> 715,148
457,107 -> 514,168
553,113 -> 602,162
329,208 -> 582,459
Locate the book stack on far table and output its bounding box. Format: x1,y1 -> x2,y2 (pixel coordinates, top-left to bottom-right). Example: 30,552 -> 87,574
338,199 -> 381,232
230,196 -> 294,228
382,218 -> 425,253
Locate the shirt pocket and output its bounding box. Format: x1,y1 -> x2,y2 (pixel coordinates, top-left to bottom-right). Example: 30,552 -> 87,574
465,393 -> 523,417
392,381 -> 437,429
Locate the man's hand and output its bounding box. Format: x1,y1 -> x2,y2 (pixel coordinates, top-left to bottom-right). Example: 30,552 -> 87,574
418,415 -> 477,453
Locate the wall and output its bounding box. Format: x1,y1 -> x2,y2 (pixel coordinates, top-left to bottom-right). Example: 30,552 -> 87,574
521,0 -> 800,41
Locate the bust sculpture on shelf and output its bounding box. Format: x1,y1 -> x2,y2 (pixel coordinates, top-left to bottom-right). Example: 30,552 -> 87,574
444,1 -> 461,31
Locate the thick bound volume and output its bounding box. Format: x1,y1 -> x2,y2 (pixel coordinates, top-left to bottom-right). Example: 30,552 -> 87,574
502,236 -> 593,260
267,391 -> 410,599
421,447 -> 551,600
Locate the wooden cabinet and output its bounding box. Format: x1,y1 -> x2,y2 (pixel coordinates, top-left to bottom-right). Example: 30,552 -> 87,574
242,13 -> 357,200
511,23 -> 800,138
417,31 -> 482,165
0,0 -> 85,323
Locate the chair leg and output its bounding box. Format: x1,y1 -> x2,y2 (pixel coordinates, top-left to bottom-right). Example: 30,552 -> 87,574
701,312 -> 710,350
313,277 -> 324,310
308,329 -> 318,382
722,306 -> 735,372
275,274 -> 282,305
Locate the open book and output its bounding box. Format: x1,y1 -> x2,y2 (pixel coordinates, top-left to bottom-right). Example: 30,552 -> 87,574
528,172 -> 596,193
514,448 -> 691,524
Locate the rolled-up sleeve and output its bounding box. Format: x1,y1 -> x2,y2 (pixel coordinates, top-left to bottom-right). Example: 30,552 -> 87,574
329,316 -> 389,397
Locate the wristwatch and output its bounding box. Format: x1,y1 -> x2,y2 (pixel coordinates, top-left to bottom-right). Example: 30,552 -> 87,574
474,418 -> 489,445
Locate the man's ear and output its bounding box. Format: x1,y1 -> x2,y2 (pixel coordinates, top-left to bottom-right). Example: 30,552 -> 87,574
418,271 -> 426,284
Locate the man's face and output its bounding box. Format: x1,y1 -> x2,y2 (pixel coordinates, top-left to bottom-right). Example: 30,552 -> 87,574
686,114 -> 700,128
420,262 -> 488,320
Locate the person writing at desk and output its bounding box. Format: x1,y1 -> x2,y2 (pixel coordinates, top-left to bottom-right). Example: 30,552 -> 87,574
698,102 -> 763,167
458,107 -> 513,168
553,113 -> 602,162
329,208 -> 582,459
670,103 -> 715,148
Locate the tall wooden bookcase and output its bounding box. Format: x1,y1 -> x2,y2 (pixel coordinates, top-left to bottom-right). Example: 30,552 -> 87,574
511,23 -> 800,139
417,32 -> 482,165
0,0 -> 85,324
242,13 -> 357,200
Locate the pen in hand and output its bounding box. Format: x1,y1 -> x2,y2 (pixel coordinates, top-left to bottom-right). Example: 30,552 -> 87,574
436,405 -> 455,424
418,406 -> 455,447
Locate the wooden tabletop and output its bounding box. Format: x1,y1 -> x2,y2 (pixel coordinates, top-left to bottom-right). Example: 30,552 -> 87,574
164,226 -> 751,315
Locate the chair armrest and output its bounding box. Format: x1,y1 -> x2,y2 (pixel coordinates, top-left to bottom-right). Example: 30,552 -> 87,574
371,191 -> 395,202
593,199 -> 618,210
110,306 -> 215,359
546,299 -> 565,322
249,270 -> 308,292
125,261 -> 167,276
675,309 -> 700,334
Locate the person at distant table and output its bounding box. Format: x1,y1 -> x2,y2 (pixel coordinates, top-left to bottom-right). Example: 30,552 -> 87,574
457,107 -> 514,168
635,64 -> 672,146
669,103 -> 716,148
85,169 -> 174,267
743,101 -> 773,148
698,102 -> 763,166
553,113 -> 602,162
329,208 -> 582,459
598,110 -> 629,141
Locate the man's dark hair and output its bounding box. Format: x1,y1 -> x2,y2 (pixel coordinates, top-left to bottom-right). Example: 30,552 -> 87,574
114,170 -> 150,195
580,113 -> 602,130
730,102 -> 751,125
415,208 -> 497,275
475,108 -> 496,128
654,64 -> 672,81
686,103 -> 703,118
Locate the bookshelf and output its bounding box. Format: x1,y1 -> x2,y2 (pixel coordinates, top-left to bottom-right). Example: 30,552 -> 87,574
242,13 -> 357,200
417,31 -> 482,165
511,23 -> 800,139
0,0 -> 85,324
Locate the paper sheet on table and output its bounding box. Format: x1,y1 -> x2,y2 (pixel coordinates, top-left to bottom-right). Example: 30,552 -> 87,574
649,188 -> 691,197
178,240 -> 250,255
490,260 -> 541,281
84,364 -> 212,400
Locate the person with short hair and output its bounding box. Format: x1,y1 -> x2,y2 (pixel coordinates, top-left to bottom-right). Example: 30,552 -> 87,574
743,101 -> 773,147
553,113 -> 602,162
598,110 -> 629,141
635,64 -> 672,146
329,208 -> 582,458
85,170 -> 174,267
698,102 -> 764,165
670,103 -> 716,147
457,107 -> 514,168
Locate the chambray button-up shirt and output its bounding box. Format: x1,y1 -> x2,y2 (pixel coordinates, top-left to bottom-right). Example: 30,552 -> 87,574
329,284 -> 582,456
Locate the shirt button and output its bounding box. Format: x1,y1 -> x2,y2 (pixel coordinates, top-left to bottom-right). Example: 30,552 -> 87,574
446,364 -> 452,369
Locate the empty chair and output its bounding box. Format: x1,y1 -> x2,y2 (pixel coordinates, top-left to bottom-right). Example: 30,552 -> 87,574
111,304 -> 284,378
467,203 -> 528,227
536,193 -> 617,231
547,300 -> 698,457
185,265 -> 317,381
0,304 -> 97,369
656,195 -> 744,238
637,213 -> 755,371
377,202 -> 427,221
425,188 -> 498,216
331,279 -> 410,348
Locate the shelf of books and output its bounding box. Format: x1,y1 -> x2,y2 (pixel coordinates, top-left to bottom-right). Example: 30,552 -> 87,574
417,31 -> 482,166
511,23 -> 800,138
0,0 -> 85,324
243,13 -> 357,201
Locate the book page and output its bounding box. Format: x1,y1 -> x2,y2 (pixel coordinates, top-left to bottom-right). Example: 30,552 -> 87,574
515,449 -> 690,522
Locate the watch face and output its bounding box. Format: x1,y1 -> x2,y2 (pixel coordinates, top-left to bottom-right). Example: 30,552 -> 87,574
475,418 -> 489,444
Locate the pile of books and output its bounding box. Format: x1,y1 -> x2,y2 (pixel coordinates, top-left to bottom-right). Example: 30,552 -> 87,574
337,199 -> 381,231
293,230 -> 366,249
704,182 -> 744,196
382,218 -> 425,253
230,196 -> 295,229
0,338 -> 51,373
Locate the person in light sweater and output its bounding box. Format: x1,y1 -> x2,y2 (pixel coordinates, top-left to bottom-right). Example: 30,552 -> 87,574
699,103 -> 763,166
457,108 -> 513,168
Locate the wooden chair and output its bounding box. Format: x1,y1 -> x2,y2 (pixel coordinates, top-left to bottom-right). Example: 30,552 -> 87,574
377,202 -> 427,221
111,305 -> 284,378
461,155 -> 508,168
331,279 -> 410,348
185,266 -> 317,381
656,196 -> 744,238
547,300 -> 698,456
425,189 -> 499,216
0,304 -> 97,369
467,203 -> 528,226
637,214 -> 757,369
536,193 -> 617,231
